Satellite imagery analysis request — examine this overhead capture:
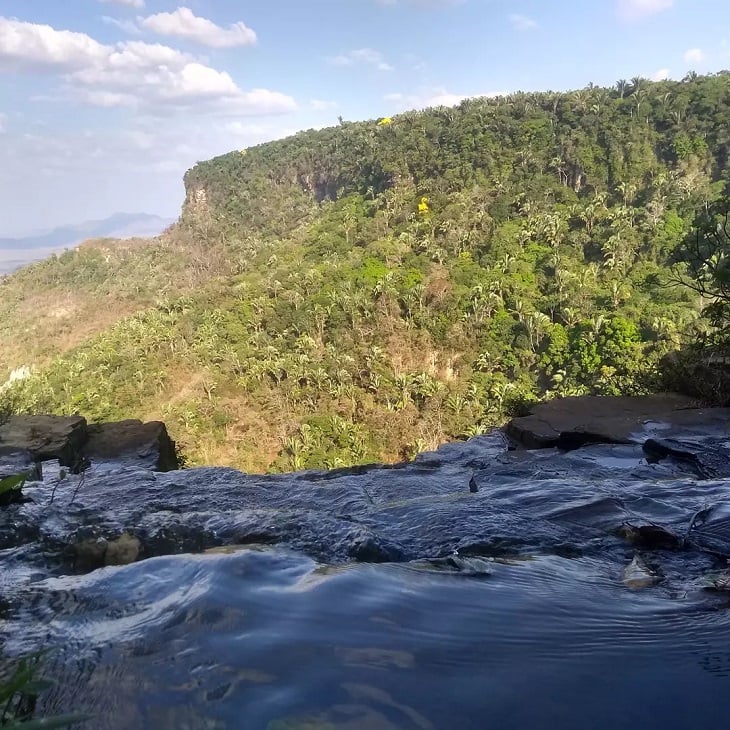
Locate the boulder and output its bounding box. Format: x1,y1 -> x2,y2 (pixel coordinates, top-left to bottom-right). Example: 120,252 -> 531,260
74,537 -> 109,571
105,533 -> 141,566
0,415 -> 179,479
504,394 -> 730,449
81,420 -> 178,472
73,533 -> 142,569
0,415 -> 87,467
623,553 -> 658,590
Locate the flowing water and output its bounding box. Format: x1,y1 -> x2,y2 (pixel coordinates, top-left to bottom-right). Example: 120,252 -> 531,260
3,429 -> 730,729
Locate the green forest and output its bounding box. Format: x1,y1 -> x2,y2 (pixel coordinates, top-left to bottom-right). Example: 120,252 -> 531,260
1,72 -> 729,471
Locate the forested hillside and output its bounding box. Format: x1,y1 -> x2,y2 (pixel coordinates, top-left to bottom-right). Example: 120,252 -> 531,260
2,72 -> 729,470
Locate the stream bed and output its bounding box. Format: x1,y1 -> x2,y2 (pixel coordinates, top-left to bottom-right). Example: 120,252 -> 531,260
2,429 -> 730,728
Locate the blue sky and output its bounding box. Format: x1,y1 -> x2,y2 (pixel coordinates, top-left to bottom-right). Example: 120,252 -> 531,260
0,0 -> 728,235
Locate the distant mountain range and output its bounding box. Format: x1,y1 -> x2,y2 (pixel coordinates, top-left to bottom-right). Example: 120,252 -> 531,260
0,213 -> 175,273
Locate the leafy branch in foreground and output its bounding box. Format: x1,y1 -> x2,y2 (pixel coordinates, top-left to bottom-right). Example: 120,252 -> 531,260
0,652 -> 90,728
0,475 -> 25,507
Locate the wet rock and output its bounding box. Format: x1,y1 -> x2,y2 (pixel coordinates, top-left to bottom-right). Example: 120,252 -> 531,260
0,448 -> 42,482
0,414 -> 179,475
413,433 -> 508,468
74,537 -> 109,571
347,534 -> 404,563
623,553 -> 658,589
105,533 -> 141,566
617,523 -> 682,550
82,420 -> 178,472
415,555 -> 492,577
703,570 -> 730,592
145,525 -> 220,556
643,438 -> 730,479
505,395 -> 730,450
0,415 -> 87,468
74,532 -> 142,570
685,505 -> 730,556
234,529 -> 280,546
469,475 -> 479,493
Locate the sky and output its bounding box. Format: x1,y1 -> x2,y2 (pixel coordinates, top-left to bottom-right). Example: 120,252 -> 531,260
0,0 -> 729,236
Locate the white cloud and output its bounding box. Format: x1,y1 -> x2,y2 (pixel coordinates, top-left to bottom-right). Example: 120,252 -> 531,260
0,17 -> 294,115
617,0 -> 672,21
0,113 -> 6,134
329,48 -> 393,72
98,0 -> 145,8
101,15 -> 141,35
310,99 -> 338,111
652,67 -> 670,81
385,87 -> 507,111
224,121 -> 268,137
509,13 -> 537,31
684,47 -> 705,64
137,7 -> 257,48
0,17 -> 107,71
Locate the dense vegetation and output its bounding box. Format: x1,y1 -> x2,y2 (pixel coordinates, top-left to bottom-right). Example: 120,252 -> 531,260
1,72 -> 729,470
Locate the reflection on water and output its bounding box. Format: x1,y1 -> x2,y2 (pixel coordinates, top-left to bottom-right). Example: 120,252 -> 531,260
3,547 -> 730,729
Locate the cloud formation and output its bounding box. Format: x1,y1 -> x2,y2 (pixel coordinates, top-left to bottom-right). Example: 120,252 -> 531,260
684,48 -> 705,65
509,14 -> 537,31
310,99 -> 338,111
0,16 -> 293,114
328,48 -> 393,72
137,7 -> 257,48
617,0 -> 673,21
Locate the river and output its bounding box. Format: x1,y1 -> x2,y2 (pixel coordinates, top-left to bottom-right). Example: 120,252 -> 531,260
2,431 -> 730,728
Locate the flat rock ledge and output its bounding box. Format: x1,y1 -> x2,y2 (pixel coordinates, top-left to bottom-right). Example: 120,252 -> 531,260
0,415 -> 178,475
504,394 -> 730,450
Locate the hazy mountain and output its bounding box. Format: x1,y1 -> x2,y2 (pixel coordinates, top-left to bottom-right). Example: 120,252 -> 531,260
0,213 -> 175,273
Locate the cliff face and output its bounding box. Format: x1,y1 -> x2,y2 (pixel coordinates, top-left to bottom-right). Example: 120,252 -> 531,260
181,72 -> 730,234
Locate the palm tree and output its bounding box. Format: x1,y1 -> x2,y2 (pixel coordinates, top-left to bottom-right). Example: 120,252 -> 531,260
525,311 -> 552,351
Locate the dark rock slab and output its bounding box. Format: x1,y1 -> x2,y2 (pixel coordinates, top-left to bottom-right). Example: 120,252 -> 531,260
81,420 -> 178,472
0,415 -> 87,467
643,438 -> 730,479
504,395 -> 730,450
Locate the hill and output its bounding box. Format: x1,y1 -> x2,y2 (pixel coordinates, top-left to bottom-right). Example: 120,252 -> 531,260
1,72 -> 729,470
0,213 -> 175,273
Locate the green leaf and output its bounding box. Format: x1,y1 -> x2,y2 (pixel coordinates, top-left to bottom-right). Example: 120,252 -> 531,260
0,474 -> 26,496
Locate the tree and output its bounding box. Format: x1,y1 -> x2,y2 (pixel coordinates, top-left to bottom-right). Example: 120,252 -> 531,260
673,197 -> 730,328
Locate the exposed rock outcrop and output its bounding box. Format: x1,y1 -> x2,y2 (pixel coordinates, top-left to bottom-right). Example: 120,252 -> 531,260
0,415 -> 179,504
82,420 -> 179,472
0,415 -> 87,468
73,532 -> 142,569
504,395 -> 730,449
